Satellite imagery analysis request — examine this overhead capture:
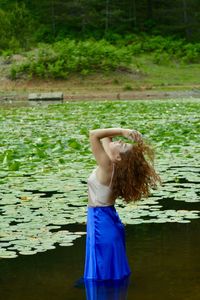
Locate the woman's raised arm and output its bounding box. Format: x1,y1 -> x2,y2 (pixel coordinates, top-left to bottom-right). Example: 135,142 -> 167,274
89,128 -> 142,169
89,128 -> 124,140
89,128 -> 125,169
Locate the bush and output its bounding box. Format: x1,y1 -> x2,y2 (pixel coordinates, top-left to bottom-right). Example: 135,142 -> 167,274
181,43 -> 200,63
152,51 -> 171,65
121,34 -> 200,64
10,39 -> 132,79
123,83 -> 133,91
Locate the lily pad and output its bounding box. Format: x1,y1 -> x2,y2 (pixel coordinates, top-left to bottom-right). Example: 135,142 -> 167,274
0,99 -> 200,258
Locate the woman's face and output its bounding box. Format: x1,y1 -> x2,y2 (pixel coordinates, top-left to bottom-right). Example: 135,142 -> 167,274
109,140 -> 132,161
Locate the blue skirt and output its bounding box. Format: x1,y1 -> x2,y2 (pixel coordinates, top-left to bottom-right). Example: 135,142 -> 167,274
84,205 -> 131,280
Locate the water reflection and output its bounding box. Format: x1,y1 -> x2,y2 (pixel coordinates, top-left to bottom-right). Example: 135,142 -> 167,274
84,276 -> 130,300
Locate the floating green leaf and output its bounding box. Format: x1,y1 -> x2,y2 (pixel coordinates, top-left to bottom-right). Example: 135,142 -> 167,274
0,99 -> 199,258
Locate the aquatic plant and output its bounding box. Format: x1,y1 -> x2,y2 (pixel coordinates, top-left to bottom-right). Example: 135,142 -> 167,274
0,99 -> 199,258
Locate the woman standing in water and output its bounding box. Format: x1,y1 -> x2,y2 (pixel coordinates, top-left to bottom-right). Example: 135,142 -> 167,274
84,128 -> 160,281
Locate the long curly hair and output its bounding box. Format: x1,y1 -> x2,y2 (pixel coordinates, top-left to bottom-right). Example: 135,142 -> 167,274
111,141 -> 161,203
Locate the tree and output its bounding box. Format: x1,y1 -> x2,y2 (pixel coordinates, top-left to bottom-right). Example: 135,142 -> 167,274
1,0 -> 200,47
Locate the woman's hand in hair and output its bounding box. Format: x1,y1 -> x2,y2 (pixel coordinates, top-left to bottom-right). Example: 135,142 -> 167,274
122,129 -> 143,143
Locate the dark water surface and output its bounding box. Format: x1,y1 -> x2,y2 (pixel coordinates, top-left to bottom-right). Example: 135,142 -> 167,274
0,220 -> 199,300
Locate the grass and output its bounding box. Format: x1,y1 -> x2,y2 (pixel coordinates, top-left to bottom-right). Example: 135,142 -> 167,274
133,54 -> 200,89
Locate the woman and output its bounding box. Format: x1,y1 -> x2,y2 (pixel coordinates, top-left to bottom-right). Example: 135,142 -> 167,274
83,128 -> 160,281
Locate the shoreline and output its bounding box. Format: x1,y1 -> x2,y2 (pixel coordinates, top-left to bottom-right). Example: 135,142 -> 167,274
1,89 -> 200,108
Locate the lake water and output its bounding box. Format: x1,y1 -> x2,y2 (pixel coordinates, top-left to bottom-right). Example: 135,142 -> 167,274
0,100 -> 199,299
0,211 -> 199,300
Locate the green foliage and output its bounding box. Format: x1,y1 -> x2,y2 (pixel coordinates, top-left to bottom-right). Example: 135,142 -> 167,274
10,39 -> 132,79
181,43 -> 200,63
8,33 -> 200,81
10,66 -> 17,80
120,34 -> 200,64
9,2 -> 35,48
1,0 -> 200,67
67,138 -> 82,150
0,8 -> 11,51
34,25 -> 56,44
0,3 -> 36,52
0,100 -> 199,259
152,51 -> 171,65
123,83 -> 133,91
1,0 -> 200,57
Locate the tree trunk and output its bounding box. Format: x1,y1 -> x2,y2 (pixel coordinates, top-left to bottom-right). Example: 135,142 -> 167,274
182,0 -> 192,39
51,0 -> 56,37
105,0 -> 109,33
147,0 -> 153,19
133,0 -> 137,27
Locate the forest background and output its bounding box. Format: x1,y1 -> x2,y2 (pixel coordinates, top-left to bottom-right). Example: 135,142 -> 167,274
0,0 -> 200,97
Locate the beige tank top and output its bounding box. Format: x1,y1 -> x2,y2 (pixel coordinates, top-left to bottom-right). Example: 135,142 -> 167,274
87,165 -> 115,207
